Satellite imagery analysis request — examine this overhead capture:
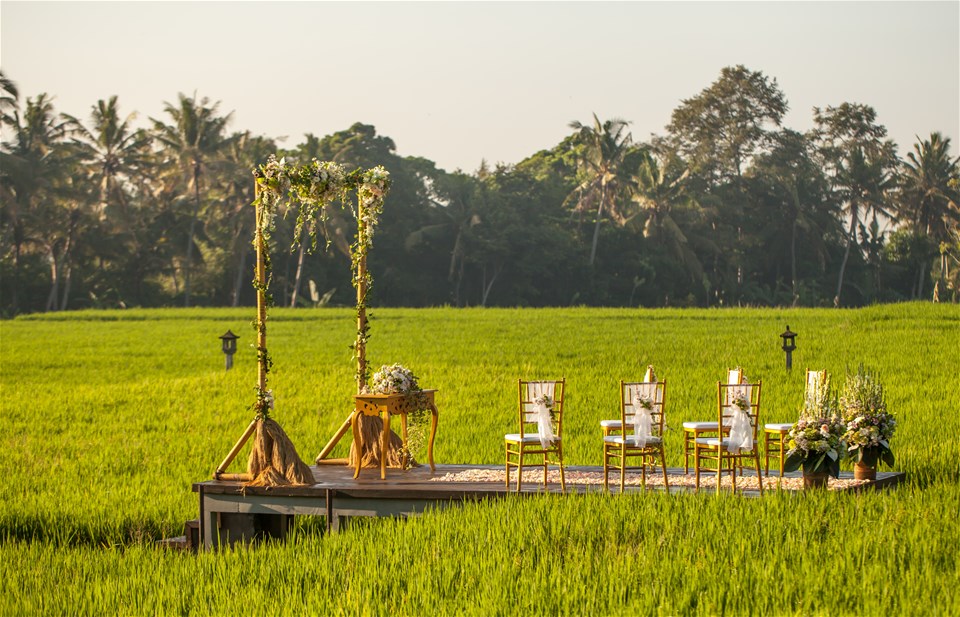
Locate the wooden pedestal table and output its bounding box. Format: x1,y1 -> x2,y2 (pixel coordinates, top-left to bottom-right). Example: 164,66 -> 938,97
352,390 -> 438,479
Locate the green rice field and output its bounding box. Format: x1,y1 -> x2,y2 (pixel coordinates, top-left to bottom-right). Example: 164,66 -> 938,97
2,304 -> 958,615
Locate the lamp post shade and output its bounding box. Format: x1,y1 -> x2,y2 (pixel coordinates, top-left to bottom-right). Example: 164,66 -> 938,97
219,330 -> 239,370
780,325 -> 797,369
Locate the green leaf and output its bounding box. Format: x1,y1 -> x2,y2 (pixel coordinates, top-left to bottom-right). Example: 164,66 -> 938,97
881,448 -> 895,468
783,451 -> 804,473
811,455 -> 825,473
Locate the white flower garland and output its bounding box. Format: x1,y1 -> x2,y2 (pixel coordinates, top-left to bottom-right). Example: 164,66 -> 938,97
252,155 -> 392,400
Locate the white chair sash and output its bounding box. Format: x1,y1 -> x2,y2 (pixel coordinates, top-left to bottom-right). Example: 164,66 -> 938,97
726,384 -> 753,453
528,382 -> 556,448
630,383 -> 657,446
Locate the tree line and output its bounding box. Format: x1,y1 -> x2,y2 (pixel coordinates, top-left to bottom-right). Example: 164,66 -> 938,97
1,65 -> 958,315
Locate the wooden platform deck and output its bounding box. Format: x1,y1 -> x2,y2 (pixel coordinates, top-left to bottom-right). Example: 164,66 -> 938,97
191,464 -> 903,549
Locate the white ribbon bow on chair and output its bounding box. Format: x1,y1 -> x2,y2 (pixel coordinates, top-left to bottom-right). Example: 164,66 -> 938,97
631,385 -> 656,447
531,383 -> 556,449
726,386 -> 753,454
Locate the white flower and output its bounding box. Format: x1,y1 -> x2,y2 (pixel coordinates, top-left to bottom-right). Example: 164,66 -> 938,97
372,363 -> 420,395
532,393 -> 553,408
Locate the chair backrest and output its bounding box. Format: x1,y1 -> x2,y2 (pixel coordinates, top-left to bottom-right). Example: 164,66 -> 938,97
717,380 -> 762,437
518,379 -> 565,436
802,368 -> 828,415
727,367 -> 744,386
805,369 -> 826,398
620,379 -> 666,437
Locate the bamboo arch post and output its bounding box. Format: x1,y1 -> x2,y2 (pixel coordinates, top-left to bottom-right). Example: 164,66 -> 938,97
315,179 -> 404,469
355,208 -> 369,395
214,179 -> 312,485
213,183 -> 267,482
315,191 -> 370,463
214,181 -> 266,482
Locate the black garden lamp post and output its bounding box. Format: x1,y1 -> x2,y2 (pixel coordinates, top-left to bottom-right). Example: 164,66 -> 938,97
780,325 -> 797,370
219,330 -> 239,370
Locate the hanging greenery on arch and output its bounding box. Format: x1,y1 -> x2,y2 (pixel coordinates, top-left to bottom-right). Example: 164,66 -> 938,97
252,155 -> 391,397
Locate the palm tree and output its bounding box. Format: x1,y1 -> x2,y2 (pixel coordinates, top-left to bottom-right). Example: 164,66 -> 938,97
630,151 -> 709,284
1,93 -> 75,312
405,171 -> 483,305
813,103 -> 899,306
750,129 -> 837,304
833,146 -> 897,304
215,131 -> 276,306
899,132 -> 960,296
0,70 -> 18,126
66,96 -> 151,218
151,93 -> 232,306
901,132 -> 960,239
566,113 -> 633,266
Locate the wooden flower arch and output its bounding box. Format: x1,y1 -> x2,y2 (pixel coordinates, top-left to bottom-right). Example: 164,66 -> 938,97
214,156 -> 392,485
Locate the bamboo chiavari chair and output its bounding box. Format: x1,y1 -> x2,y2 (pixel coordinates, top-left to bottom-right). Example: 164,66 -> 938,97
682,367 -> 743,473
504,379 -> 566,493
600,365 -> 656,437
603,379 -> 668,492
763,369 -> 826,476
693,380 -> 764,494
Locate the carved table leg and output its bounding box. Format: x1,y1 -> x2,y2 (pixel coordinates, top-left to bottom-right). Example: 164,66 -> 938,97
351,410 -> 362,479
381,412 -> 390,480
401,413 -> 409,470
428,402 -> 438,472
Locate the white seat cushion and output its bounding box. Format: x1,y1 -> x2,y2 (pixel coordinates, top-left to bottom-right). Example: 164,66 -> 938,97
695,437 -> 757,448
764,423 -> 793,432
604,435 -> 662,446
600,419 -> 623,428
504,433 -> 559,444
683,421 -> 719,430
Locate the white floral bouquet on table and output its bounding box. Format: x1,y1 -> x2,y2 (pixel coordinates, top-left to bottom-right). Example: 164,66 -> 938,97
371,363 -> 420,395
370,363 -> 428,465
839,366 -> 896,469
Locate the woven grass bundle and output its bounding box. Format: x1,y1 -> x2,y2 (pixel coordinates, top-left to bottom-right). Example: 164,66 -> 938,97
246,418 -> 314,487
348,415 -> 405,469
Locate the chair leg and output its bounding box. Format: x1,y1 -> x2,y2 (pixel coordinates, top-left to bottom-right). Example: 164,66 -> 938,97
505,443 -> 510,488
716,449 -> 723,495
763,432 -> 770,477
620,444 -> 627,493
603,445 -> 610,492
516,450 -> 523,493
543,454 -> 548,489
684,431 -> 690,473
558,447 -> 566,494
731,452 -> 737,493
779,434 -> 786,477
641,452 -> 648,490
694,444 -> 701,491
754,452 -> 764,495
660,448 -> 669,491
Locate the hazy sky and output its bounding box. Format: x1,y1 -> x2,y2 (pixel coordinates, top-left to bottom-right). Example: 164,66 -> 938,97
2,1 -> 958,172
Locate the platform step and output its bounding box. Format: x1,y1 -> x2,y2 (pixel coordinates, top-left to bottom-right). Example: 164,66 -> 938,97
157,535 -> 188,550
182,519 -> 200,550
